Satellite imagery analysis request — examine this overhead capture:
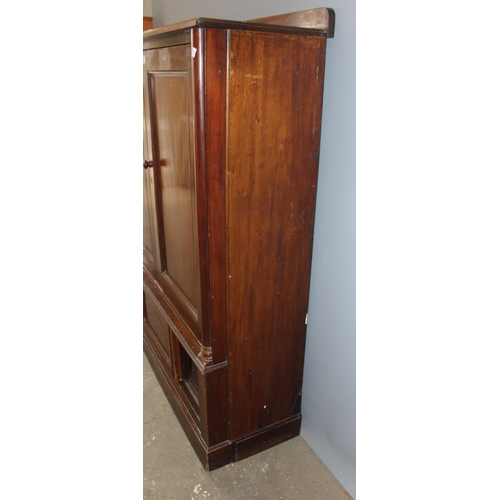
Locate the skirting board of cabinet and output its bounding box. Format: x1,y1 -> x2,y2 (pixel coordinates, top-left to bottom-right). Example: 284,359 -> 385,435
143,332 -> 301,471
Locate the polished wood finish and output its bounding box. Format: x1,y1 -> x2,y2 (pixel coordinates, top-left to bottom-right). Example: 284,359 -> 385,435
143,8 -> 334,470
226,30 -> 326,439
144,44 -> 203,343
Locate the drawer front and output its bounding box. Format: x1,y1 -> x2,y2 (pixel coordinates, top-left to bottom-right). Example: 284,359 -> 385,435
144,288 -> 173,373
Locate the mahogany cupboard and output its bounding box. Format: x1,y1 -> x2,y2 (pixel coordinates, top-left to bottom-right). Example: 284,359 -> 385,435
143,8 -> 335,470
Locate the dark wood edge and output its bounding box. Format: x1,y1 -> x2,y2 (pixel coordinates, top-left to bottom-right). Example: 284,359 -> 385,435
143,8 -> 335,40
233,414 -> 302,462
192,27 -> 212,351
198,365 -> 230,450
247,8 -> 335,38
143,31 -> 191,50
202,28 -> 230,366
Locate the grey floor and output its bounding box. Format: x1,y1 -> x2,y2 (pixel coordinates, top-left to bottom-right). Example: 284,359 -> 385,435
144,354 -> 351,499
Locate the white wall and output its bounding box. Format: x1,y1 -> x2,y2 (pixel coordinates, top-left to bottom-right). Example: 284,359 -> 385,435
150,1 -> 356,497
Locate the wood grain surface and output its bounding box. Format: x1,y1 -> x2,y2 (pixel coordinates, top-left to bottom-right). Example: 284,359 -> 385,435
143,10 -> 333,469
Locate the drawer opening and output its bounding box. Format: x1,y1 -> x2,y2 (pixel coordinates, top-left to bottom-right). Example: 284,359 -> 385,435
174,340 -> 200,413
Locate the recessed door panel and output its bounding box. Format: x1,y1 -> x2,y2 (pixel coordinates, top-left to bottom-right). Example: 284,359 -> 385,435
152,72 -> 200,313
145,44 -> 202,338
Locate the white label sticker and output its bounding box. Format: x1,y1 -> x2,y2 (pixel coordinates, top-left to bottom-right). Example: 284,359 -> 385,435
192,47 -> 197,58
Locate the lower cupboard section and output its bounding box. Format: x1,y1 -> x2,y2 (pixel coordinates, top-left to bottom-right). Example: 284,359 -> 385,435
143,276 -> 302,470
144,331 -> 232,470
143,286 -> 201,425
143,331 -> 302,471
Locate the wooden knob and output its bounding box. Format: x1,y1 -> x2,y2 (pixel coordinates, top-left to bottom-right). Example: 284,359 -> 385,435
143,160 -> 153,169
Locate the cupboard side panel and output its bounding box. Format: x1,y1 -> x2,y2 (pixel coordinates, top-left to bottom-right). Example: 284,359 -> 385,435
227,31 -> 327,439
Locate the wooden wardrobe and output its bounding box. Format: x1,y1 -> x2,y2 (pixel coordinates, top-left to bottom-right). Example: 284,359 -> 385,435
143,8 -> 335,470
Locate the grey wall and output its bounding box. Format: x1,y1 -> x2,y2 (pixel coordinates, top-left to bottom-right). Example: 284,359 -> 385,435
150,1 -> 356,497
143,0 -> 152,17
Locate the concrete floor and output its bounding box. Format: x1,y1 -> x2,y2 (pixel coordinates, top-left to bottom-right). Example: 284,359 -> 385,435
144,354 -> 351,500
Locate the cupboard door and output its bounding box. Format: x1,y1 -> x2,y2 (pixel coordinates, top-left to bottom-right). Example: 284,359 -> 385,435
144,45 -> 203,340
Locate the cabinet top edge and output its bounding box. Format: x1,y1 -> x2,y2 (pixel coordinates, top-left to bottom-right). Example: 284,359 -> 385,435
143,8 -> 335,40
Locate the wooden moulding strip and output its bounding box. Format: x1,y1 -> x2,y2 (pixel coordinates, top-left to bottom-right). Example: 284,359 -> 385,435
247,7 -> 335,38
143,30 -> 191,50
143,267 -> 216,370
143,8 -> 335,41
232,414 -> 302,462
